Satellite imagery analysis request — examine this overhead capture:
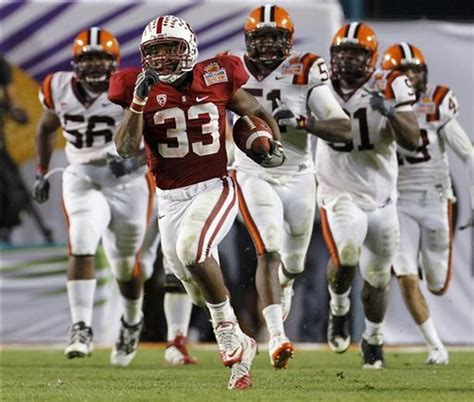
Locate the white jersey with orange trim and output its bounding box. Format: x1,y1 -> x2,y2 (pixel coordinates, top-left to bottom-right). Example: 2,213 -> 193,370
39,71 -> 124,164
316,69 -> 416,209
229,50 -> 331,178
397,84 -> 460,196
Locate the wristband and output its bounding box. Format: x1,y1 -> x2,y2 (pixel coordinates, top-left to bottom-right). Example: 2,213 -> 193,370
130,95 -> 147,114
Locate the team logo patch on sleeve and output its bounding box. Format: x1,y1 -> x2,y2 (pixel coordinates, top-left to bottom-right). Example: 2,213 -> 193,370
156,94 -> 167,107
203,62 -> 228,86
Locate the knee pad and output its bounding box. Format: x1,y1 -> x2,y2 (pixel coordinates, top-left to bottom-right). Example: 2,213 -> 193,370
68,219 -> 100,255
282,252 -> 306,276
363,264 -> 391,288
164,274 -> 187,293
426,263 -> 449,295
176,232 -> 198,267
339,242 -> 360,266
109,256 -> 136,281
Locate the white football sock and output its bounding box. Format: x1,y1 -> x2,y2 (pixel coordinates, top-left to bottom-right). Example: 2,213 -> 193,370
164,292 -> 193,340
206,297 -> 236,325
278,264 -> 294,287
122,293 -> 144,325
418,317 -> 444,349
363,318 -> 384,345
262,304 -> 285,338
328,285 -> 351,316
67,279 -> 96,327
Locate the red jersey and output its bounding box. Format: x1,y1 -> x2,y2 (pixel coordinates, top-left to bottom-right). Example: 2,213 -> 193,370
109,55 -> 248,189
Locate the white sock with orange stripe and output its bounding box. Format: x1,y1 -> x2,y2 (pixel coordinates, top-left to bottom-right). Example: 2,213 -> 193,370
122,294 -> 144,325
67,279 -> 96,327
328,286 -> 351,316
262,304 -> 285,338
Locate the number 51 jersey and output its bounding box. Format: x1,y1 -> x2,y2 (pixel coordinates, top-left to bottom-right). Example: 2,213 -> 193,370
39,71 -> 124,164
315,70 -> 416,209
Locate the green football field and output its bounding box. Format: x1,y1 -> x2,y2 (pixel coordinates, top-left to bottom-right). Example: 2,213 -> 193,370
1,347 -> 473,401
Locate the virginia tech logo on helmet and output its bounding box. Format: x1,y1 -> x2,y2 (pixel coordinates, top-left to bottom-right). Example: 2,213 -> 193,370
156,94 -> 167,107
202,62 -> 228,86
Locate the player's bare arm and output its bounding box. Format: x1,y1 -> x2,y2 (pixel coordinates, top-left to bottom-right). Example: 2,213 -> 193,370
386,110 -> 420,151
114,108 -> 144,158
305,85 -> 352,143
35,109 -> 61,171
115,69 -> 160,158
227,87 -> 282,141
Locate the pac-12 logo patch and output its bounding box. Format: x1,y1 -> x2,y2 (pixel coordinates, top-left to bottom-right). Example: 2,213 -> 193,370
203,62 -> 228,86
156,94 -> 167,107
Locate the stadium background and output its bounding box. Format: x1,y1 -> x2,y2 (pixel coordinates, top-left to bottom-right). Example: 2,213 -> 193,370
1,0 -> 472,346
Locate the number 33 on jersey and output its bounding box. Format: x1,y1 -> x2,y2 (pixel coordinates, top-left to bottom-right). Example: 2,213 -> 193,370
108,54 -> 249,190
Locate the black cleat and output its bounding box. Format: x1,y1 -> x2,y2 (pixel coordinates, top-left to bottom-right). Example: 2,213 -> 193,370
361,338 -> 385,369
327,310 -> 351,353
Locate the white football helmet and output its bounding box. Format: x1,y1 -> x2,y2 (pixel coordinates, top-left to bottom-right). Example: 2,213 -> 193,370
140,15 -> 198,84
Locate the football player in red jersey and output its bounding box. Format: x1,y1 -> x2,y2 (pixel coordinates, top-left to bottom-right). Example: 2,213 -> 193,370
109,15 -> 286,390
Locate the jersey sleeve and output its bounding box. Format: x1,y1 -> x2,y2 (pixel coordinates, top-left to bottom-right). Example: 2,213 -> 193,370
438,86 -> 459,124
384,70 -> 416,111
38,73 -> 55,112
307,56 -> 331,88
108,68 -> 137,108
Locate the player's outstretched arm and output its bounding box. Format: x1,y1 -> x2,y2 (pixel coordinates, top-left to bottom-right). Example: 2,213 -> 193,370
33,110 -> 61,203
227,88 -> 281,141
439,118 -> 473,163
306,85 -> 352,143
114,109 -> 144,158
35,110 -> 61,174
386,111 -> 420,151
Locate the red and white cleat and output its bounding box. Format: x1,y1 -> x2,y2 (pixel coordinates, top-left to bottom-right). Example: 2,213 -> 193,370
214,321 -> 244,367
269,335 -> 294,369
228,335 -> 257,390
164,333 -> 197,365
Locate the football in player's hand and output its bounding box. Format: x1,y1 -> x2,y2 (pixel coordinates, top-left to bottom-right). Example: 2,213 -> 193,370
233,115 -> 273,155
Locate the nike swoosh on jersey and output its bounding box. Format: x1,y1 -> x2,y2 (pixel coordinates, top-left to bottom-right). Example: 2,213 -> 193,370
275,76 -> 287,80
196,95 -> 210,102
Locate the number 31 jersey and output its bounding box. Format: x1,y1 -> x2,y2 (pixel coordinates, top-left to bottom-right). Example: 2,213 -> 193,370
39,71 -> 124,164
397,84 -> 459,194
315,70 -> 416,209
229,50 -> 330,176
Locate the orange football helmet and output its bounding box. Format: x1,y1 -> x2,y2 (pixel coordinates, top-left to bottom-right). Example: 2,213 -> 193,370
71,27 -> 120,92
244,4 -> 294,68
382,42 -> 428,94
330,22 -> 378,86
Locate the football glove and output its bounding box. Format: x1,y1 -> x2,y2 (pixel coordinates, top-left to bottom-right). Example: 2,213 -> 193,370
134,69 -> 160,100
272,101 -> 307,129
369,92 -> 395,117
108,155 -> 141,178
32,173 -> 50,203
261,140 -> 286,168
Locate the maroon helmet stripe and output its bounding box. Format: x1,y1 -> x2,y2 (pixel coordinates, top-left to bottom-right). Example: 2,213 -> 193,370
156,16 -> 164,34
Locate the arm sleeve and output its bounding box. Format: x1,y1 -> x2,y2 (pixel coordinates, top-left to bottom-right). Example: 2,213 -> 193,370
307,85 -> 348,121
38,73 -> 55,112
108,70 -> 135,108
0,57 -> 12,86
391,74 -> 416,111
439,117 -> 473,162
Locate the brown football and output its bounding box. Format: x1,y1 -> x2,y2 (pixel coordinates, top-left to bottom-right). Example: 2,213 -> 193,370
233,115 -> 273,155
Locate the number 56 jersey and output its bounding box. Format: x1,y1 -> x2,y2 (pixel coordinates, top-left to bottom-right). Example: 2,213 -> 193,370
315,70 -> 416,209
39,71 -> 124,164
